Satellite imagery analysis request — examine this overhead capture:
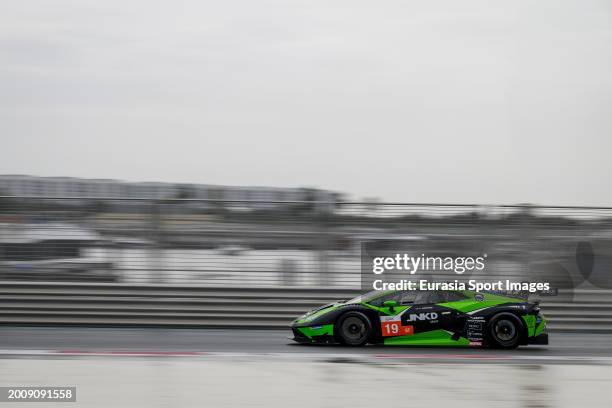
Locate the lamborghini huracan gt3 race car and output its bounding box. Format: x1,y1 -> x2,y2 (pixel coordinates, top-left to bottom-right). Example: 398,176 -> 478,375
291,290 -> 548,348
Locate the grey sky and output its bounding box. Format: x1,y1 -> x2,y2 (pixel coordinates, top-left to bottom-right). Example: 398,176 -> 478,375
1,0 -> 611,205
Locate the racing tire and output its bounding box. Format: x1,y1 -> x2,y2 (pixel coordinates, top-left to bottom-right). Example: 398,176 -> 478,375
487,313 -> 523,349
336,311 -> 372,346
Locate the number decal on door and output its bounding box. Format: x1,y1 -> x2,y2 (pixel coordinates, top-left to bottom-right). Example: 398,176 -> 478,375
381,321 -> 413,337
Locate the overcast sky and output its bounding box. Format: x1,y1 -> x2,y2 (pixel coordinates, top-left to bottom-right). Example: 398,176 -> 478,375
1,0 -> 611,205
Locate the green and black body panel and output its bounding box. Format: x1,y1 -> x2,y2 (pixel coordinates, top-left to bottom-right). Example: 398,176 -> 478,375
291,302 -> 379,344
290,290 -> 548,347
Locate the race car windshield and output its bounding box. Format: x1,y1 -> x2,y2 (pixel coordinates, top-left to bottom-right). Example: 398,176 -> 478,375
346,290 -> 394,304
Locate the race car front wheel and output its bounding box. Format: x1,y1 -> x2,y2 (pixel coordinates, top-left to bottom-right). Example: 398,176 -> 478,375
488,313 -> 522,349
336,312 -> 372,346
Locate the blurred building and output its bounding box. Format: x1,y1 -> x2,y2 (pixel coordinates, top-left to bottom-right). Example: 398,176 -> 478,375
0,175 -> 337,202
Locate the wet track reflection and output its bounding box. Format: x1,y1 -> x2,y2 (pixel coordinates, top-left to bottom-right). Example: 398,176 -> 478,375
0,356 -> 609,408
0,328 -> 611,407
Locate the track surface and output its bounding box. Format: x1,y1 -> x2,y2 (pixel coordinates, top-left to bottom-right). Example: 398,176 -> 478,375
1,327 -> 611,361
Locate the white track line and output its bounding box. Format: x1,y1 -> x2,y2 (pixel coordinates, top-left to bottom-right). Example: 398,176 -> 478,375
0,349 -> 611,363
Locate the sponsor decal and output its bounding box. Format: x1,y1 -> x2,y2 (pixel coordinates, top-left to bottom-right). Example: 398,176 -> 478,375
474,294 -> 485,301
407,312 -> 439,321
466,316 -> 485,343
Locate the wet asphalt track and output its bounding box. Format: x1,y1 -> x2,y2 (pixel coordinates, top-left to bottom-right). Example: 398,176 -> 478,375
1,327 -> 611,363
2,327 -> 612,407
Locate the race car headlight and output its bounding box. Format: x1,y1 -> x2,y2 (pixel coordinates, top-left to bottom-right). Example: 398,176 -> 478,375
300,313 -> 317,323
293,312 -> 314,324
294,304 -> 335,324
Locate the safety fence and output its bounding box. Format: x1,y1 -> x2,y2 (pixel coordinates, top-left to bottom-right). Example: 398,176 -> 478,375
2,196 -> 612,289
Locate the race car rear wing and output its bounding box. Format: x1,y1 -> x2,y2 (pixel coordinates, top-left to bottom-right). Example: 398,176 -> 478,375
538,287 -> 559,297
484,286 -> 558,301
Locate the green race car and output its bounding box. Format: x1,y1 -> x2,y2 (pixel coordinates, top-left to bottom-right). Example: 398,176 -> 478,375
290,290 -> 548,349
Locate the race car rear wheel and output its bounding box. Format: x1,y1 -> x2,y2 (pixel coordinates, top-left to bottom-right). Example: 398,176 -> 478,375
488,313 -> 522,349
336,312 -> 372,346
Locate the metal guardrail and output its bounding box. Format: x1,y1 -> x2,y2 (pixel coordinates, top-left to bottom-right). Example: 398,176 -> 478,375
1,282 -> 611,333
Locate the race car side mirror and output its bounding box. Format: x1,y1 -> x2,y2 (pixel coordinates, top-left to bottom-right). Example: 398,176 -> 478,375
383,300 -> 398,312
